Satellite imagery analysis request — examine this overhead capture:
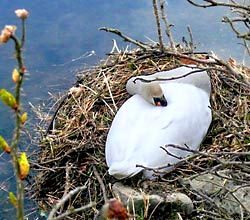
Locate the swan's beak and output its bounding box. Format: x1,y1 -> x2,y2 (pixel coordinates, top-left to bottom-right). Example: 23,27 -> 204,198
153,96 -> 167,107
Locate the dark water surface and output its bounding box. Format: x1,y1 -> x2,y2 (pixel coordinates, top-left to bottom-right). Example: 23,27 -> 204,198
0,0 -> 247,219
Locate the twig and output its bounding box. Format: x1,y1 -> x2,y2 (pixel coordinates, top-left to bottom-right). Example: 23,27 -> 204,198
30,161 -> 56,172
93,166 -> 108,203
101,71 -> 118,112
164,144 -> 250,166
222,16 -> 250,40
136,151 -> 201,174
152,0 -> 164,52
160,146 -> 183,160
99,27 -> 150,51
186,0 -> 250,11
47,186 -> 87,220
60,162 -> 72,212
53,202 -> 96,220
187,26 -> 194,52
110,39 -> 121,54
133,69 -> 207,83
159,0 -> 177,51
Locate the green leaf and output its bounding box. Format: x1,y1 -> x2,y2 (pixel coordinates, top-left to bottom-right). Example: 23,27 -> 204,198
0,89 -> 17,110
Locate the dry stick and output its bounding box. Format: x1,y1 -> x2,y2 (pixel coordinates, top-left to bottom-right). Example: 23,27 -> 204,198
101,71 -> 118,112
136,151 -> 201,175
152,0 -> 164,52
133,69 -> 207,83
160,146 -> 183,160
99,27 -> 150,51
60,162 -> 72,213
186,0 -> 250,11
29,161 -> 56,172
223,16 -> 250,40
47,185 -> 90,220
138,142 -> 250,174
53,202 -> 96,220
158,51 -> 218,65
159,0 -> 177,51
164,144 -> 250,166
110,39 -> 121,54
187,26 -> 194,52
93,166 -> 108,203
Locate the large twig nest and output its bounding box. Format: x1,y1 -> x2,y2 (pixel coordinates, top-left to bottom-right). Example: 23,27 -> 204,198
30,48 -> 249,219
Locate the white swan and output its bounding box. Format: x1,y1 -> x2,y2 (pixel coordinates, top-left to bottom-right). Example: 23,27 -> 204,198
105,67 -> 212,179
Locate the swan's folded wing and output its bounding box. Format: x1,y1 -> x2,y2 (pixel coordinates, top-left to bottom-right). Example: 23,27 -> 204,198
105,95 -> 152,166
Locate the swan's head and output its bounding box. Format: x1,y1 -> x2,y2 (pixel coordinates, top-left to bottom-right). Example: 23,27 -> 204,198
126,78 -> 167,106
142,83 -> 168,107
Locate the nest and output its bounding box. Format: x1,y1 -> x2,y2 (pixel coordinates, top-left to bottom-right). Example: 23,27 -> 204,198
30,48 -> 250,219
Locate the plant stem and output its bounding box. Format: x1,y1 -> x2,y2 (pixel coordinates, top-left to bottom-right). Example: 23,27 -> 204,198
10,34 -> 25,220
20,19 -> 25,48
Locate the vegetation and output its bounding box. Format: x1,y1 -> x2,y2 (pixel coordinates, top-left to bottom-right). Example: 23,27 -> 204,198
0,9 -> 30,220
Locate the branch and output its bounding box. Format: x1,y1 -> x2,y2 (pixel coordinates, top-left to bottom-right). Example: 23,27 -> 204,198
133,69 -> 209,83
93,166 -> 108,203
152,0 -> 164,52
159,0 -> 177,51
99,27 -> 150,51
163,144 -> 250,166
222,16 -> 250,40
186,0 -> 250,11
47,186 -> 88,220
53,202 -> 96,220
187,26 -> 195,52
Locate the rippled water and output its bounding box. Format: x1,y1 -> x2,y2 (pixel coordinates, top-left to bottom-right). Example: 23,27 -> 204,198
0,0 -> 247,219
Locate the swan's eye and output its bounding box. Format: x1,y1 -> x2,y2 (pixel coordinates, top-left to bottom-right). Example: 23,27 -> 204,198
153,96 -> 167,107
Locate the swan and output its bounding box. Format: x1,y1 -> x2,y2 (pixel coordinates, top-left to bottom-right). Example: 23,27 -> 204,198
105,67 -> 212,179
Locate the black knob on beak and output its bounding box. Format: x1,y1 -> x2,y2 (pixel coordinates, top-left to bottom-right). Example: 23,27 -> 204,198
153,96 -> 168,107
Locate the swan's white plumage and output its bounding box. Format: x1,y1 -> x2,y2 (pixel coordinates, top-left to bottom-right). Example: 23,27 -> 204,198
105,81 -> 212,179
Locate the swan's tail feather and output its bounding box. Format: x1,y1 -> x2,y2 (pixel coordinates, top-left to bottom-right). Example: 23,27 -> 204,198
108,161 -> 143,179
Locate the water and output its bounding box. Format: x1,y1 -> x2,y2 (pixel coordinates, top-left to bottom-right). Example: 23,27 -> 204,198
0,0 -> 248,219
